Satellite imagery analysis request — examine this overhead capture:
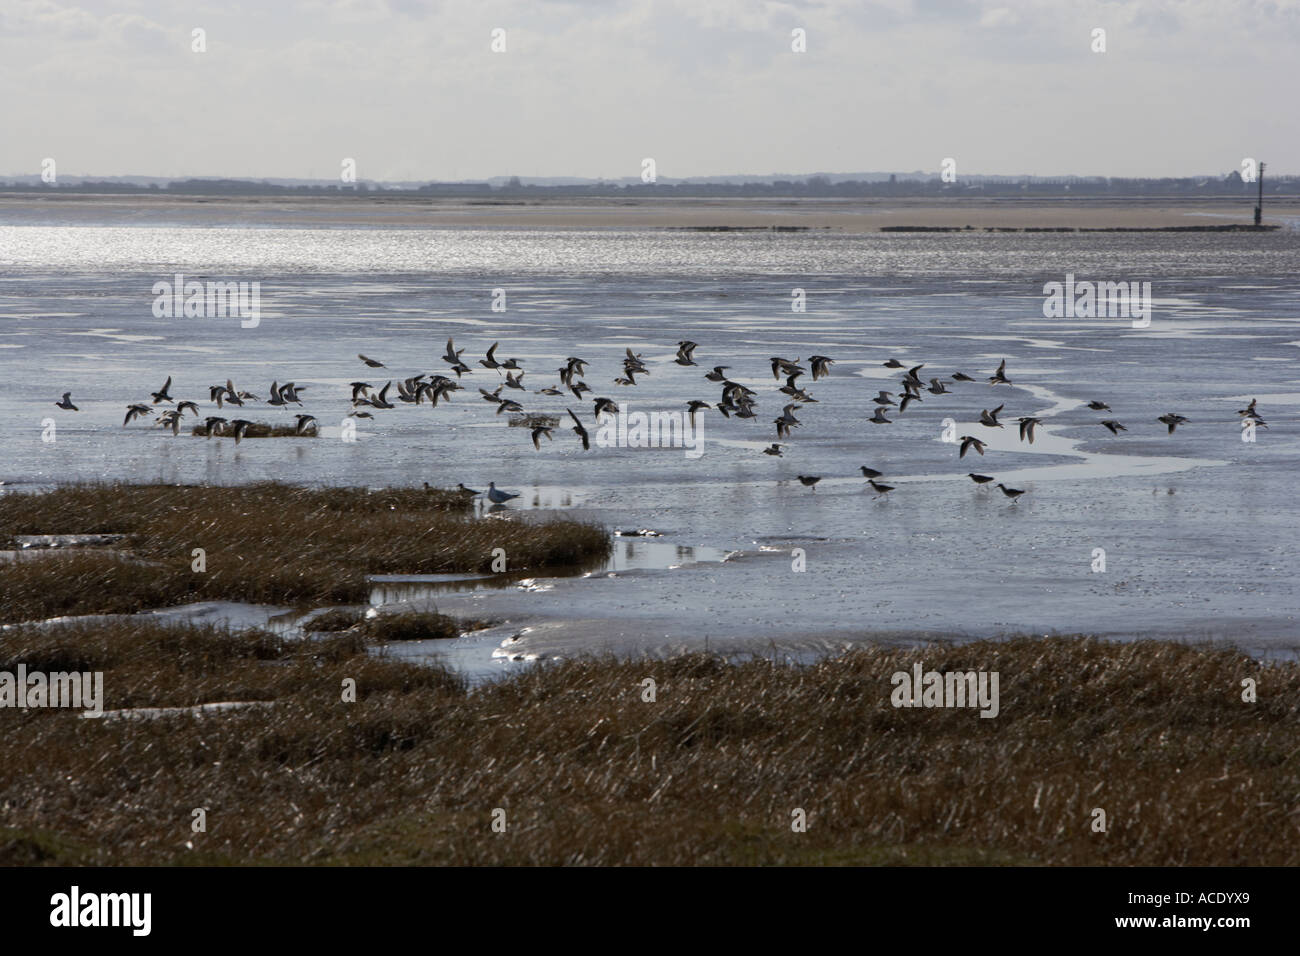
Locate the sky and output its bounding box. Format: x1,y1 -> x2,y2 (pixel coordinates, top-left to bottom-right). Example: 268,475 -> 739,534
1,0 -> 1296,181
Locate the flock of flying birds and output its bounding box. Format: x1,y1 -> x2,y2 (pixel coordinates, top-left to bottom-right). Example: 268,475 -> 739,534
53,339 -> 1270,506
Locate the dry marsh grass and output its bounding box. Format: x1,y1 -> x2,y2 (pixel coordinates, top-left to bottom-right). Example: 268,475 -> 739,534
0,483 -> 610,622
188,422 -> 313,439
0,623 -> 1295,866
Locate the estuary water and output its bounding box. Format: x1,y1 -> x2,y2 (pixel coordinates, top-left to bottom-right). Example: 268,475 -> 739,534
3,214 -> 1299,676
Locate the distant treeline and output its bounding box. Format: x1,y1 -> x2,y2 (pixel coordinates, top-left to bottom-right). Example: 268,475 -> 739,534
881,224 -> 1281,232
3,173 -> 1296,200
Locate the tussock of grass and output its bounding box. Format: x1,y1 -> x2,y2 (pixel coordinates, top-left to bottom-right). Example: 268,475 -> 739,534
363,611 -> 465,643
306,608 -> 367,632
189,423 -> 312,439
0,483 -> 610,622
0,626 -> 1295,865
300,608 -> 471,642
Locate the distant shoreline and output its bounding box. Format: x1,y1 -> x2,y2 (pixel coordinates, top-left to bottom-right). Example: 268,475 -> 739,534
1,193 -> 1294,232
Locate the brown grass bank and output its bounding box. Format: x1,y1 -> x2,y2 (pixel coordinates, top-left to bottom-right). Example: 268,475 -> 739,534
0,623 -> 1294,866
0,483 -> 610,622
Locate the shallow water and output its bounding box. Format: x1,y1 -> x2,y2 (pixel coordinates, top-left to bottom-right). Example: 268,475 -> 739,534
3,218 -> 1299,676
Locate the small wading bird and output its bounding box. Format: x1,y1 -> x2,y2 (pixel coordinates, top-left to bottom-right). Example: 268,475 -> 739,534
123,403 -> 151,425
951,372 -> 974,382
530,426 -> 553,450
151,376 -> 174,404
968,473 -> 994,485
704,366 -> 730,382
996,483 -> 1026,503
155,409 -> 182,435
687,400 -> 711,426
988,359 -> 1011,386
860,466 -> 883,479
771,356 -> 803,380
456,483 -> 481,498
762,444 -> 783,457
358,354 -> 385,368
1101,420 -> 1127,435
870,407 -> 892,424
563,356 -> 589,383
229,419 -> 253,444
55,392 -> 78,411
796,475 -> 821,490
215,380 -> 245,407
868,479 -> 895,498
487,482 -> 520,504
959,435 -> 986,458
567,408 -> 590,450
294,414 -> 317,435
774,404 -> 801,439
1087,400 -> 1111,411
882,359 -> 905,369
176,400 -> 199,417
808,355 -> 834,380
675,341 -> 698,366
979,404 -> 1005,428
1157,413 -> 1189,434
1017,416 -> 1041,444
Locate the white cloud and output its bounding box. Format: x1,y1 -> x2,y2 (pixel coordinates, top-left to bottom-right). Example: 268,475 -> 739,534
0,0 -> 1295,178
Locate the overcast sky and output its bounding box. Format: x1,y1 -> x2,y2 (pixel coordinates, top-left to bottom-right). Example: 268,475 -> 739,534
2,0 -> 1295,181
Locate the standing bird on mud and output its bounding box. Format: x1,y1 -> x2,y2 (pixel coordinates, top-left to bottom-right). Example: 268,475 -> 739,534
867,479 -> 895,499
995,483 -> 1026,503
